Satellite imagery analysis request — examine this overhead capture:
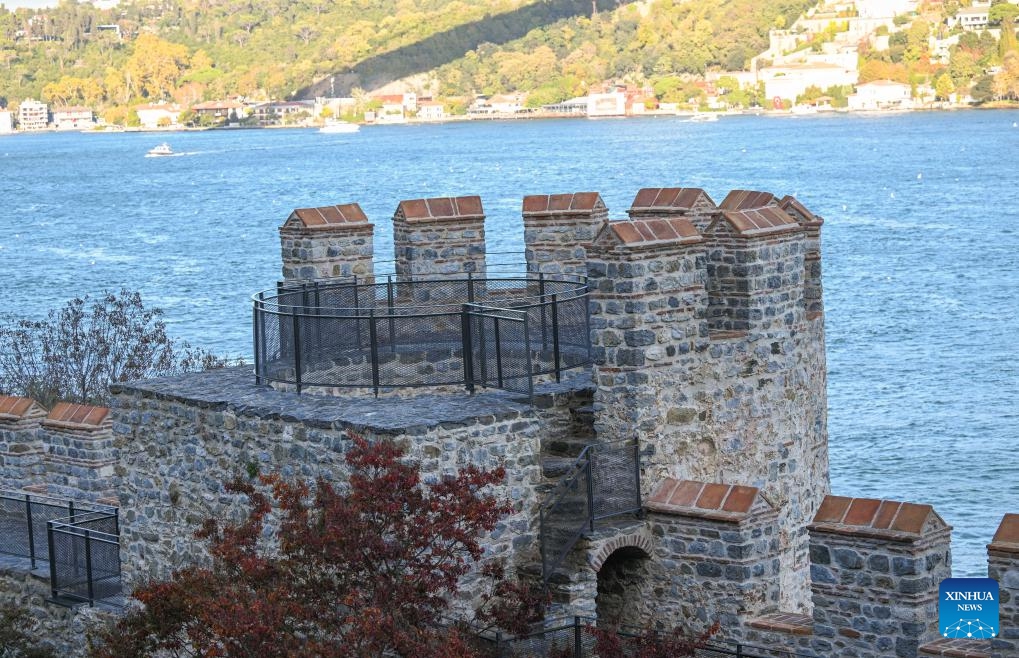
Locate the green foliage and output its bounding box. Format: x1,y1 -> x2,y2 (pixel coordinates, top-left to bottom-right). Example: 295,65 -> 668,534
0,0 -> 814,109
934,72 -> 956,100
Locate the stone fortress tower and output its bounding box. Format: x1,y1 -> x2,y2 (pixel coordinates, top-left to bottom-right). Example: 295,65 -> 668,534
2,187 -> 1016,658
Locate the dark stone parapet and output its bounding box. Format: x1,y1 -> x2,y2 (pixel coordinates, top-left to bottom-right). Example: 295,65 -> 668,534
109,366 -> 593,434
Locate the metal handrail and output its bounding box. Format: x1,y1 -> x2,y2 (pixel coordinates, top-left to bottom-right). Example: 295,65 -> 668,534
539,438 -> 642,581
252,271 -> 591,395
255,272 -> 588,315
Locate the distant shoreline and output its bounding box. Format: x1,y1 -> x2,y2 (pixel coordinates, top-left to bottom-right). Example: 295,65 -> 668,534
2,102 -> 1018,136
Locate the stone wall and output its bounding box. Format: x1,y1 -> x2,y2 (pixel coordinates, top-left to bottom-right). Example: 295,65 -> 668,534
393,196 -> 486,280
107,366 -> 590,600
702,209 -> 803,334
0,561 -> 113,658
522,192 -> 608,276
644,479 -> 782,635
0,396 -> 47,485
0,398 -> 116,502
279,203 -> 374,281
989,514 -> 1019,654
806,496 -> 952,657
586,200 -> 828,611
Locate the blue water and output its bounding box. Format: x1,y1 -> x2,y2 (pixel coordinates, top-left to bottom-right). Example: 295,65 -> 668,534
2,112 -> 1018,577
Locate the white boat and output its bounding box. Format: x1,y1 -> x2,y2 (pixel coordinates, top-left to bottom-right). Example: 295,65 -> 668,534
146,142 -> 174,156
789,105 -> 819,115
319,120 -> 359,134
687,113 -> 719,122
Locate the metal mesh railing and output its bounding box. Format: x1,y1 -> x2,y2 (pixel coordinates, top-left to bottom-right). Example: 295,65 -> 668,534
253,272 -> 591,397
469,616 -> 814,658
48,509 -> 121,606
539,439 -> 642,581
0,491 -> 121,606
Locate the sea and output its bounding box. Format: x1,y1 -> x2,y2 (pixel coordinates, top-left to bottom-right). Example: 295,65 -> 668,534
1,111 -> 1017,577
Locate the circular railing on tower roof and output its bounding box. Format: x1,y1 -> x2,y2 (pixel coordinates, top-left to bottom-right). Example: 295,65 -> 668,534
251,272 -> 591,397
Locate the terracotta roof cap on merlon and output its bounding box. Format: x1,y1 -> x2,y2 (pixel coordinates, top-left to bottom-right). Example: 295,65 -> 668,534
0,395 -> 46,422
712,207 -> 801,238
42,402 -> 110,431
596,217 -> 702,249
629,187 -> 716,212
286,203 -> 370,229
397,196 -> 484,223
989,513 -> 1019,554
719,189 -> 777,211
810,495 -> 949,542
778,195 -> 823,227
522,192 -> 605,216
645,478 -> 769,522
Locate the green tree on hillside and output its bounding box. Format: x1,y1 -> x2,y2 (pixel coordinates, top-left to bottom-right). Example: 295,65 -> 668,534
935,73 -> 956,101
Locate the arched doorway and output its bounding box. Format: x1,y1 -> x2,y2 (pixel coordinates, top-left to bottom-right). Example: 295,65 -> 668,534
595,545 -> 652,629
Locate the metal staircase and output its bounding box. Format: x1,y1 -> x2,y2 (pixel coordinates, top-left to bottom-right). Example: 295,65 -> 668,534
538,432 -> 642,582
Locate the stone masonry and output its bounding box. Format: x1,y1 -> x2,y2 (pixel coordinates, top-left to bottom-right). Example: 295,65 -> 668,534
0,396 -> 47,484
15,188 -> 1019,658
522,192 -> 608,276
393,195 -> 486,279
585,203 -> 827,610
990,514 -> 1019,654
626,187 -> 719,232
279,203 -> 374,281
806,496 -> 952,657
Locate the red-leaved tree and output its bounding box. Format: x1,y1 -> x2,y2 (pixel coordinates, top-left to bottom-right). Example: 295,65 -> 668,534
88,434 -> 545,658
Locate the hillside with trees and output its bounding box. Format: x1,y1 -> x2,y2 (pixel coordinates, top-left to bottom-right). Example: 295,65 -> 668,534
0,0 -> 812,117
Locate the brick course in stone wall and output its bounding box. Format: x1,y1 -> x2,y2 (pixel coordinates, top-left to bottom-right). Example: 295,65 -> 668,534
279,203 -> 374,281
585,204 -> 827,611
393,196 -> 486,279
522,192 -> 608,276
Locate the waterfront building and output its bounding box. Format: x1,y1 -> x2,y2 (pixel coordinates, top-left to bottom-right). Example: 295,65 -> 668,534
416,100 -> 446,121
0,110 -> 12,134
51,106 -> 95,130
17,99 -> 48,131
847,79 -> 914,111
135,103 -> 182,129
191,99 -> 247,123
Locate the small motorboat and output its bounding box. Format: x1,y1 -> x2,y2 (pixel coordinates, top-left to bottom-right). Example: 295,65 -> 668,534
319,120 -> 359,134
687,113 -> 719,122
146,142 -> 174,156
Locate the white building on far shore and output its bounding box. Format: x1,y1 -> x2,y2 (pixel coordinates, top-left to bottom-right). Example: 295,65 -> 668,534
0,110 -> 13,134
18,99 -> 48,131
847,80 -> 913,111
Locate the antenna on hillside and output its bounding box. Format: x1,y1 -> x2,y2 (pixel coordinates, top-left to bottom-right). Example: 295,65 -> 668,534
592,0 -> 596,17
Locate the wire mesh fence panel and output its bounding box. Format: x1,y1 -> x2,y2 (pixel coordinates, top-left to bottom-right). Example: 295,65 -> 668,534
554,294 -> 591,370
0,495 -> 32,560
376,313 -> 466,387
254,274 -> 589,393
467,310 -> 533,396
49,513 -> 121,604
0,495 -> 86,567
590,441 -> 641,520
539,459 -> 593,581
